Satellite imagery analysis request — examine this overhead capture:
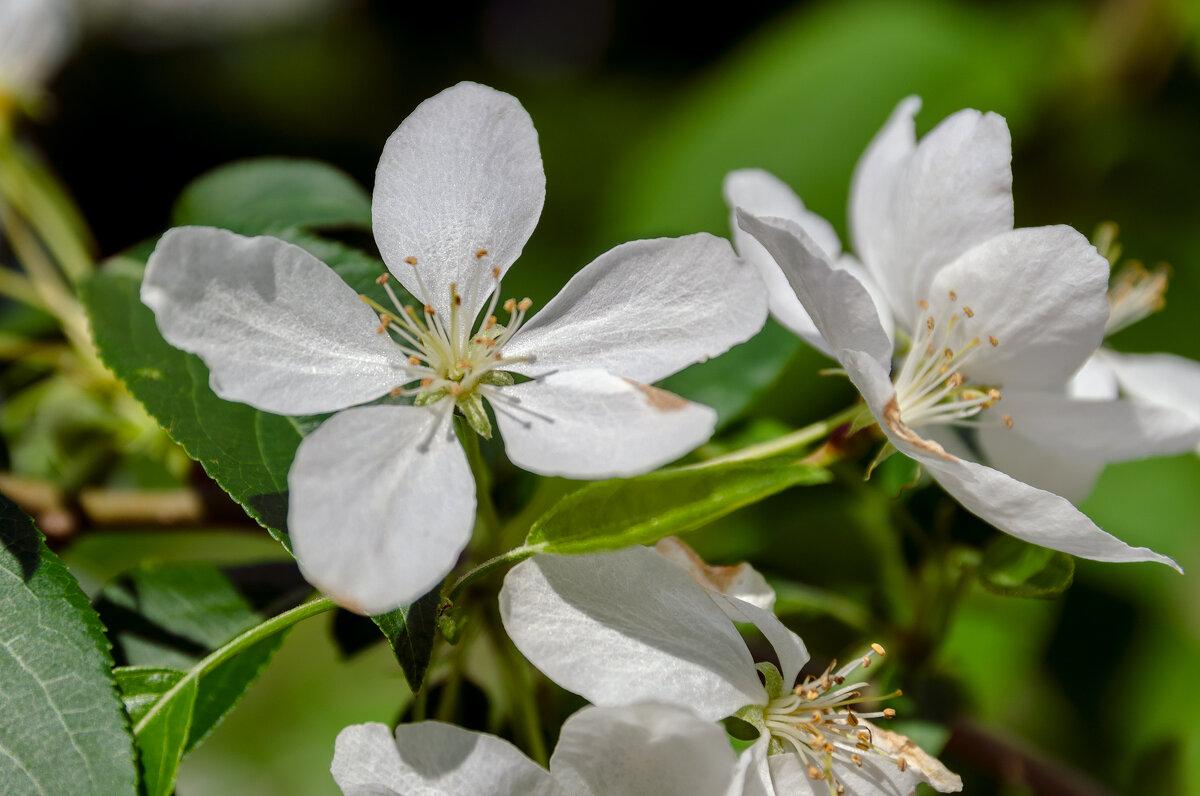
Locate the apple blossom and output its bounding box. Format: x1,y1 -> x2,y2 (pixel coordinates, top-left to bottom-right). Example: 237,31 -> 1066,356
331,702 -> 756,796
500,544 -> 962,796
142,82 -> 766,614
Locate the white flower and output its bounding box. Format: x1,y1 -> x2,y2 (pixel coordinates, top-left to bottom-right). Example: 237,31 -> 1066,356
0,0 -> 76,115
142,82 -> 766,614
331,702 -> 756,796
500,543 -> 962,796
729,97 -> 1196,568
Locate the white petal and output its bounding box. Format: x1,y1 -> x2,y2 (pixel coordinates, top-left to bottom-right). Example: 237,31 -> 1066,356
331,721 -> 561,796
862,720 -> 963,793
505,234 -> 767,383
851,99 -> 1014,326
926,226 -> 1110,390
499,548 -> 767,721
974,428 -> 1106,505
142,227 -> 408,415
919,445 -> 1179,570
724,169 -> 842,260
0,0 -> 76,94
768,746 -> 921,796
838,350 -> 1181,570
708,593 -> 809,690
550,703 -> 737,796
982,389 -> 1200,462
372,82 -> 545,318
654,536 -> 776,611
728,737 -> 774,796
492,369 -> 716,479
1103,350 -> 1200,449
1070,353 -> 1119,400
737,212 -> 892,368
288,404 -> 474,615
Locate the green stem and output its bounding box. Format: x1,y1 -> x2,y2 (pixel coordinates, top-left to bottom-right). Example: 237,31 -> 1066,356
132,596 -> 337,736
487,610 -> 548,766
445,544 -> 542,604
694,404 -> 865,467
457,418 -> 501,541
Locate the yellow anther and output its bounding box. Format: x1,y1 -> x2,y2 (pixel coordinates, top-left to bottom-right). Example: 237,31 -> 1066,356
408,356 -> 421,366
485,315 -> 497,329
943,347 -> 954,359
375,273 -> 390,284
871,642 -> 886,655
988,388 -> 1001,401
456,360 -> 470,370
518,298 -> 533,311
450,383 -> 462,396
897,757 -> 908,772
837,782 -> 845,794
963,305 -> 974,317
925,317 -> 935,331
989,335 -> 999,347
492,266 -> 501,278
806,689 -> 820,701
389,386 -> 404,397
807,765 -> 823,780
948,290 -> 958,301
883,708 -> 896,718
424,304 -> 436,315
420,378 -> 433,387
918,299 -> 929,309
811,711 -> 824,724
504,298 -> 517,312
862,655 -> 872,668
404,256 -> 418,265
846,711 -> 859,727
947,372 -> 964,388
1003,414 -> 1014,428
851,754 -> 863,767
857,742 -> 871,751
476,248 -> 488,259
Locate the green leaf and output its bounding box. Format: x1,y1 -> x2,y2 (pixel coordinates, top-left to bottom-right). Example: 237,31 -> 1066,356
79,236 -> 390,544
526,458 -> 830,554
120,669 -> 197,796
978,535 -> 1075,599
171,158 -> 371,235
371,587 -> 442,692
97,562 -> 304,751
114,597 -> 335,796
0,495 -> 137,795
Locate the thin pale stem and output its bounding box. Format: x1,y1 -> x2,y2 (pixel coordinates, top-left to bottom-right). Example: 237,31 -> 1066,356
132,596 -> 337,736
690,403 -> 865,467
445,544 -> 542,604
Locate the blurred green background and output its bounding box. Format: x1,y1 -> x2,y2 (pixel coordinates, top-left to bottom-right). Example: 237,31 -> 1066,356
11,0 -> 1200,792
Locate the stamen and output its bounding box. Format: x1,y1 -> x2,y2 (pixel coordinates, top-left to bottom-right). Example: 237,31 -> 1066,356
376,273 -> 390,285
404,256 -> 418,265
476,249 -> 488,259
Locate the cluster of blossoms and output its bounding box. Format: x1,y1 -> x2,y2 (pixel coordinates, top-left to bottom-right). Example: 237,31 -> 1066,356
141,82 -> 1200,793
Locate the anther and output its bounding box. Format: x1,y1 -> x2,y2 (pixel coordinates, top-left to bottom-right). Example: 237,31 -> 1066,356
918,299 -> 929,309
376,273 -> 390,285
404,256 -> 418,266
492,266 -> 500,278
457,360 -> 470,370
450,383 -> 462,396
408,356 -> 421,366
518,298 -> 532,311
851,754 -> 863,767
420,378 -> 433,388
1003,414 -> 1014,428
882,708 -> 896,719
476,248 -> 488,259
943,347 -> 953,359
897,758 -> 908,772
925,317 -> 935,332
989,335 -> 999,347
948,290 -> 958,301
963,305 -> 974,317
871,643 -> 886,655
389,386 -> 404,397
862,655 -> 872,668
424,304 -> 435,315
504,298 -> 516,313
811,711 -> 824,724
807,765 -> 822,780
988,388 -> 1001,401
846,711 -> 859,727
485,315 -> 497,329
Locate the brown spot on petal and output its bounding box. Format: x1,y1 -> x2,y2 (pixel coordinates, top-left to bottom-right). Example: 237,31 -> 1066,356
625,379 -> 689,411
866,721 -> 964,792
654,537 -> 772,606
883,396 -> 957,463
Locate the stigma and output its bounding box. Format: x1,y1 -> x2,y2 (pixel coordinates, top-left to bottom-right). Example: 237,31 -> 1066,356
762,644 -> 905,796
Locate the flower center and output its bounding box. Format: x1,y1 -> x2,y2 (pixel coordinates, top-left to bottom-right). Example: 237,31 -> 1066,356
1105,261 -> 1167,336
761,645 -> 906,796
361,252 -> 534,438
891,290 -> 1010,433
